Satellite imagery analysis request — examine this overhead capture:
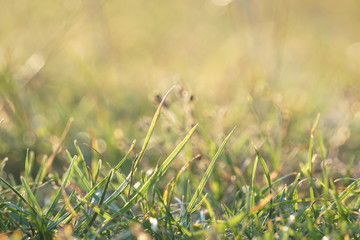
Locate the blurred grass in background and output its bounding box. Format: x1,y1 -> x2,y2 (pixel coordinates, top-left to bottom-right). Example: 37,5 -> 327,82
1,0 -> 360,177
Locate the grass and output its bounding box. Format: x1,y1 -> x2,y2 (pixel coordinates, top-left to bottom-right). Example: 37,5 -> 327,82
1,1 -> 360,239
0,88 -> 359,239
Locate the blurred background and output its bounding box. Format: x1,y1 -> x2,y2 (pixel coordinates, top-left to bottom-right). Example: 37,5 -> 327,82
1,0 -> 360,178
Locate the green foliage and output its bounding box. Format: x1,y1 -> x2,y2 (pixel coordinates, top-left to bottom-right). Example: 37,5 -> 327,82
1,2 -> 360,238
0,91 -> 359,239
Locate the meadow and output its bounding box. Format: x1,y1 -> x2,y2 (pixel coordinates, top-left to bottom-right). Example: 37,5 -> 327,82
0,0 -> 360,239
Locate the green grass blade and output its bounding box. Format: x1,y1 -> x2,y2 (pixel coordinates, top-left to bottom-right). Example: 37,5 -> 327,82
76,196 -> 112,220
187,127 -> 236,213
308,113 -> 320,177
20,176 -> 43,216
114,140 -> 136,172
156,124 -> 198,178
24,149 -> 34,181
253,146 -> 271,192
117,123 -> 198,214
203,195 -> 216,223
45,155 -> 77,218
103,174 -> 131,205
21,176 -> 51,238
51,190 -> 77,223
191,193 -> 208,213
102,140 -> 144,205
127,86 -> 175,200
72,163 -> 92,192
0,157 -> 8,175
338,178 -> 360,202
0,177 -> 31,209
329,180 -> 347,218
81,170 -> 114,235
253,147 -> 273,219
47,176 -> 110,230
250,155 -> 259,211
307,114 -> 320,200
34,155 -> 47,184
134,86 -> 175,168
74,140 -> 90,184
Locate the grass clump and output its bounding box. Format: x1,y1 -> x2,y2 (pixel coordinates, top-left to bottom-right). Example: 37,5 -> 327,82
0,89 -> 359,240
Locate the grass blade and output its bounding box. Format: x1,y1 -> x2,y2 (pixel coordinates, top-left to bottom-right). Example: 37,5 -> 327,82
45,155 -> 77,218
308,113 -> 320,177
114,140 -> 136,172
81,170 -> 114,235
20,176 -> 43,216
117,123 -> 198,214
307,114 -> 320,199
127,86 -> 176,199
187,126 -> 236,213
250,155 -> 259,211
74,140 -> 90,184
0,177 -> 31,209
134,86 -> 175,168
24,149 -> 34,181
253,146 -> 273,219
253,146 -> 272,193
47,176 -> 110,230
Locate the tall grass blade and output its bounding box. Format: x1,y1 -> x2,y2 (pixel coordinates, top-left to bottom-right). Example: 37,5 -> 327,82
308,113 -> 320,177
117,123 -> 198,214
253,145 -> 273,219
24,149 -> 34,181
103,140 -> 152,205
103,174 -> 131,205
187,126 -> 236,213
74,140 -> 90,183
0,177 -> 32,209
253,146 -> 272,193
134,86 -> 175,168
250,155 -> 259,211
82,170 -> 114,235
20,176 -> 42,216
338,178 -> 360,202
128,86 -> 175,199
46,155 -> 77,218
307,113 -> 320,199
47,176 -> 110,230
